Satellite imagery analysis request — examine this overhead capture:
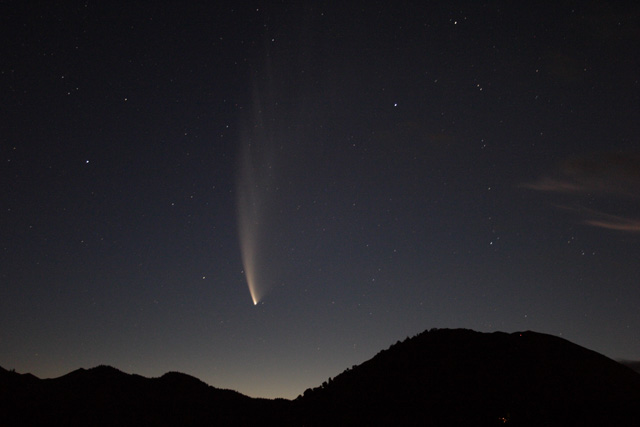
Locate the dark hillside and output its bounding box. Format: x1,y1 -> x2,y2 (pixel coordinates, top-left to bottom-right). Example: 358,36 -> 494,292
621,360 -> 640,374
0,365 -> 290,426
295,329 -> 640,425
2,329 -> 640,426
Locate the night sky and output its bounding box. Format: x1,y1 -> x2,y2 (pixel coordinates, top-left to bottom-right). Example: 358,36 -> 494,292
2,1 -> 639,399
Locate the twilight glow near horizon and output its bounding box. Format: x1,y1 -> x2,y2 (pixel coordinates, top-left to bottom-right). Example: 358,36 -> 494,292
1,1 -> 639,400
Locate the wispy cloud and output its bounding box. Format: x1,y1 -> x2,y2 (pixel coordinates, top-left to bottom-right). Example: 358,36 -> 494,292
525,152 -> 640,232
522,177 -> 589,193
583,213 -> 640,233
524,152 -> 640,198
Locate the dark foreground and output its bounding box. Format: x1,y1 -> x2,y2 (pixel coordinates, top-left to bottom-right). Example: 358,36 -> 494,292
2,329 -> 640,426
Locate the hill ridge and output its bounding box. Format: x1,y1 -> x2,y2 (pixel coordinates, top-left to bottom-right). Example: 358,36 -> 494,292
2,328 -> 639,426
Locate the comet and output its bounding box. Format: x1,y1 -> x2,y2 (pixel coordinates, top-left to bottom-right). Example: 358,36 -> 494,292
236,85 -> 277,305
237,137 -> 266,305
237,138 -> 265,305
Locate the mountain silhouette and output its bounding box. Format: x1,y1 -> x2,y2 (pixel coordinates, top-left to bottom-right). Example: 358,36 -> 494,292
293,329 -> 640,425
621,360 -> 640,375
2,329 -> 639,426
0,364 -> 289,426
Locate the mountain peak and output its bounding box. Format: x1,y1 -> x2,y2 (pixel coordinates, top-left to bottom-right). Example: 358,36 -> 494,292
2,329 -> 639,425
296,328 -> 640,425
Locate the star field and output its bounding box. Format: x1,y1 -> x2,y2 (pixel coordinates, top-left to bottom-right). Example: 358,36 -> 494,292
1,1 -> 639,399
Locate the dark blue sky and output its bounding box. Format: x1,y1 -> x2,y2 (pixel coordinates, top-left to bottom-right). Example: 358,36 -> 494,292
2,1 -> 639,398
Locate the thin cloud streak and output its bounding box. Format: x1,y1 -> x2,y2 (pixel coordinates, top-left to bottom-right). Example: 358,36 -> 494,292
556,204 -> 640,232
526,152 -> 640,233
584,217 -> 640,233
524,152 -> 640,198
521,177 -> 589,193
